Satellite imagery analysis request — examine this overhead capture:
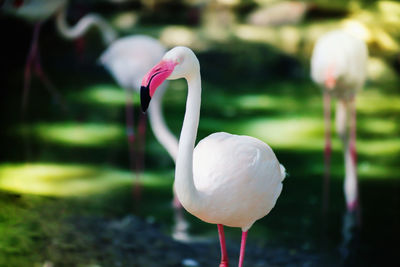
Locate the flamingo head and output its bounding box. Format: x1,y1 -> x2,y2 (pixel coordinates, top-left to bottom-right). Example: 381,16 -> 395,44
140,46 -> 199,112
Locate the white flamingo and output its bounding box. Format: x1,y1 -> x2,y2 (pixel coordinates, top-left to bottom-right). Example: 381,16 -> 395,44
2,0 -> 116,113
140,46 -> 286,267
311,30 -> 368,215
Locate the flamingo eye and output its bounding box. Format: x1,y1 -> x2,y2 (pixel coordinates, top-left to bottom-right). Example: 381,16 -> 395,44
13,0 -> 24,8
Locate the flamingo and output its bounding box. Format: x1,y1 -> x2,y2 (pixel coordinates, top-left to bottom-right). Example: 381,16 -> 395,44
311,30 -> 368,216
2,0 -> 116,114
100,35 -> 167,192
100,36 -> 192,240
140,46 -> 286,267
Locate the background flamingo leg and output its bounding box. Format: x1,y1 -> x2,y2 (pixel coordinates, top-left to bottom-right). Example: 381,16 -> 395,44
348,99 -> 360,219
217,224 -> 229,267
134,112 -> 147,201
238,230 -> 248,267
124,89 -> 139,200
22,22 -> 42,116
322,92 -> 331,214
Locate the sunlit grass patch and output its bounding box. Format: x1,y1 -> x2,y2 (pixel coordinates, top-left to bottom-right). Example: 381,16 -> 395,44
358,161 -> 400,179
232,93 -> 322,113
357,139 -> 400,156
69,84 -> 138,107
299,157 -> 400,180
19,122 -> 125,147
200,114 -> 400,158
240,117 -> 326,149
358,89 -> 400,114
0,163 -> 173,197
359,117 -> 398,135
200,116 -> 333,151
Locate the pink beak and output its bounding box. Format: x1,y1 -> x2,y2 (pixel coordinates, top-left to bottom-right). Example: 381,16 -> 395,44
140,60 -> 177,112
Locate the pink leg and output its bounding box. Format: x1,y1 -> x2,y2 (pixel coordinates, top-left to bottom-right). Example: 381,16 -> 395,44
322,92 -> 331,214
238,231 -> 248,267
217,224 -> 229,267
74,37 -> 86,62
349,99 -> 357,171
22,22 -> 42,116
348,99 -> 360,215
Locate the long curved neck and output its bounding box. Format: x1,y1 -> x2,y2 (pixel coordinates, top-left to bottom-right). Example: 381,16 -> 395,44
55,6 -> 117,46
148,82 -> 178,162
174,70 -> 202,212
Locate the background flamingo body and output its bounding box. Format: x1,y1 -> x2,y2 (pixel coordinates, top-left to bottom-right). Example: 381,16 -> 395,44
2,0 -> 66,22
311,30 -> 368,99
100,35 -> 179,163
100,35 -> 166,92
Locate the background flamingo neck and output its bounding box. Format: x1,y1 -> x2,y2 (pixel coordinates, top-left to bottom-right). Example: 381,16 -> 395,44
55,6 -> 117,46
174,71 -> 202,213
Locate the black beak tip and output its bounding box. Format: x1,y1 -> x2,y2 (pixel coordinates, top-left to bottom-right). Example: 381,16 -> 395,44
140,85 -> 151,113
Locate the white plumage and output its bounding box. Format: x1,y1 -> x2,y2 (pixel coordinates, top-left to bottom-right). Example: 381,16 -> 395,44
311,30 -> 368,99
101,36 -> 167,91
193,132 -> 284,231
2,0 -> 67,22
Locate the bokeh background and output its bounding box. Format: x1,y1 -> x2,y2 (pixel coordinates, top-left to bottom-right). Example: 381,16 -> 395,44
1,0 -> 399,266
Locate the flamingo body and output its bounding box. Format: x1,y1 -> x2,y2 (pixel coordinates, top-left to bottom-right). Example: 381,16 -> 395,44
311,30 -> 368,99
192,132 -> 284,231
3,0 -> 66,22
100,35 -> 167,91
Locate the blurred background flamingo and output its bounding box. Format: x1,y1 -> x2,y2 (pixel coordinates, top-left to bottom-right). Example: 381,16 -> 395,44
311,29 -> 368,218
2,0 -> 116,116
100,36 -> 190,240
